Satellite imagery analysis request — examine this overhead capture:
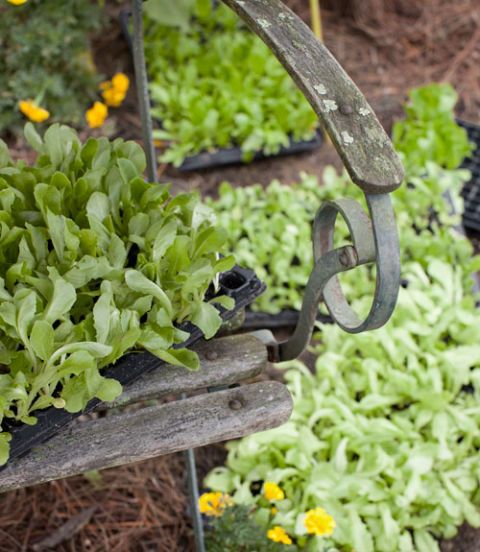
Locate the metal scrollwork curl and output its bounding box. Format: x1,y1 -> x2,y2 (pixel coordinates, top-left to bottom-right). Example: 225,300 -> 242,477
276,193 -> 400,362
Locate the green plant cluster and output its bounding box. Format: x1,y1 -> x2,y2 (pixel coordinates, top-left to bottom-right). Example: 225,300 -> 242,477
205,84 -> 480,550
206,177 -> 328,314
393,83 -> 474,175
0,124 -> 234,465
143,1 -> 318,166
206,504 -> 299,552
0,0 -> 101,134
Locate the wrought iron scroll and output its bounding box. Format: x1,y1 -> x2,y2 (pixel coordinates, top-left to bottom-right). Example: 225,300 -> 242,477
222,0 -> 404,361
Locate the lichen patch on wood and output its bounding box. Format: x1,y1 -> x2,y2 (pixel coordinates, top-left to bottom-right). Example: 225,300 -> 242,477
314,83 -> 327,95
323,99 -> 338,112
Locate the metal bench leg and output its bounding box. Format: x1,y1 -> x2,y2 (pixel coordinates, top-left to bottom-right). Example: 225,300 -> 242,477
132,0 -> 157,183
185,447 -> 206,552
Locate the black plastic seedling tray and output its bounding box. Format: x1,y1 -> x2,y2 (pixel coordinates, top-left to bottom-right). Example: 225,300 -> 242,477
243,309 -> 331,330
2,265 -> 265,466
119,10 -> 323,172
458,120 -> 480,233
174,132 -> 323,172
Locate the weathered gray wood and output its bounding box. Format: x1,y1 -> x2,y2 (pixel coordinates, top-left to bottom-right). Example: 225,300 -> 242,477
222,0 -> 404,193
0,381 -> 292,493
109,333 -> 267,408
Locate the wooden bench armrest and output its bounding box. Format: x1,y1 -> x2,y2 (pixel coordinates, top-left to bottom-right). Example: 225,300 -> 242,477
0,381 -> 292,493
0,334 -> 292,493
109,333 -> 267,408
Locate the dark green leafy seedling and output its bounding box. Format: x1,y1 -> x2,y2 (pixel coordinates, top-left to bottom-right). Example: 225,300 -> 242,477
0,124 -> 234,465
143,1 -> 318,166
393,83 -> 474,175
206,504 -> 299,551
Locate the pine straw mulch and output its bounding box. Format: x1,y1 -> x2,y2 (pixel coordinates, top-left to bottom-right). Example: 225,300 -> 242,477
288,0 -> 480,125
0,444 -> 226,552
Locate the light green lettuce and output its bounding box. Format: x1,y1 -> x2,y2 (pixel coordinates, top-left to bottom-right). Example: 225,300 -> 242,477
0,124 -> 234,465
205,85 -> 480,551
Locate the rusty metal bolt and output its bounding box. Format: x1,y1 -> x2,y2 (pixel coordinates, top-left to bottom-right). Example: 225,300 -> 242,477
205,350 -> 218,361
338,247 -> 358,268
339,103 -> 354,115
228,398 -> 243,411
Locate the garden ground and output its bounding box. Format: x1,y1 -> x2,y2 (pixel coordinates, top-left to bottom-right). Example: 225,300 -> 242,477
1,0 -> 480,550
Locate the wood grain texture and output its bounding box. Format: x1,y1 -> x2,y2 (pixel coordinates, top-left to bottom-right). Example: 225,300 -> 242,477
222,0 -> 404,193
0,381 -> 292,493
108,333 -> 267,408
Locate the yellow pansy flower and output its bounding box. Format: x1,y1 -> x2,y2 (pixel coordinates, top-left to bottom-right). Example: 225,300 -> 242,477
198,492 -> 233,517
18,100 -> 50,123
304,507 -> 336,537
100,72 -> 130,107
102,87 -> 126,108
85,101 -> 108,129
263,481 -> 285,502
111,72 -> 130,93
7,0 -> 28,5
267,526 -> 292,545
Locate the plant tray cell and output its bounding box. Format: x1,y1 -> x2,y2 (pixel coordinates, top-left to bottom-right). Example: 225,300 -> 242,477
2,265 -> 265,467
119,10 -> 323,172
458,119 -> 480,233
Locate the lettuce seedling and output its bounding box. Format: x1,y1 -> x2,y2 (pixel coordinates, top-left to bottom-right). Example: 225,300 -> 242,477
0,124 -> 234,465
205,85 -> 480,551
144,2 -> 318,166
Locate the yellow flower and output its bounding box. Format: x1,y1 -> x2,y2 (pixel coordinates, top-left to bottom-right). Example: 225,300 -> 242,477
111,72 -> 130,93
102,87 -> 126,107
304,507 -> 336,537
85,101 -> 108,129
7,0 -> 28,5
198,492 -> 233,517
100,73 -> 129,107
263,481 -> 285,502
18,100 -> 49,123
267,526 -> 292,545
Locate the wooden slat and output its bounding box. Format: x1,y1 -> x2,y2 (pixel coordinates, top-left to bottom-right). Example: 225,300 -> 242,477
109,333 -> 267,408
0,381 -> 292,493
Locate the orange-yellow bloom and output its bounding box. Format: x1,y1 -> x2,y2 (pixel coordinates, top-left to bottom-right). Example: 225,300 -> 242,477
263,481 -> 285,502
304,507 -> 336,537
100,72 -> 129,107
111,72 -> 130,93
18,100 -> 49,123
267,526 -> 292,545
198,492 -> 233,517
85,101 -> 108,129
7,0 -> 28,5
102,87 -> 126,108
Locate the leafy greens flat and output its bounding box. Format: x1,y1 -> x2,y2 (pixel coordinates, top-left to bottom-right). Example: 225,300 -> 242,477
0,124 -> 234,465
